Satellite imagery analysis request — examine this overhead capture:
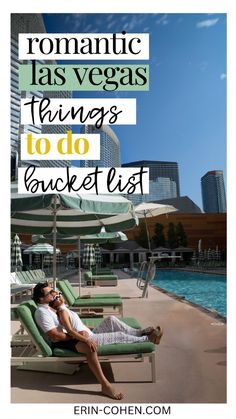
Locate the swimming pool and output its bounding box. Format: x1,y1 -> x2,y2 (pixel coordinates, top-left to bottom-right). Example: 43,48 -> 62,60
151,270 -> 226,317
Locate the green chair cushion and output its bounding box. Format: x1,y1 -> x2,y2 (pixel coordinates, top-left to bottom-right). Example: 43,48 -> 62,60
53,341 -> 155,357
14,302 -> 155,360
63,279 -> 120,299
85,293 -> 120,299
91,275 -> 118,280
58,280 -> 122,307
92,272 -> 113,276
15,304 -> 52,357
73,297 -> 122,307
57,281 -> 75,306
53,315 -> 155,357
84,272 -> 92,280
63,279 -> 78,299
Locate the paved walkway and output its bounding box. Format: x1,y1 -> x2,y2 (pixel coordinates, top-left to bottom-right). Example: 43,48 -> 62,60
11,271 -> 226,404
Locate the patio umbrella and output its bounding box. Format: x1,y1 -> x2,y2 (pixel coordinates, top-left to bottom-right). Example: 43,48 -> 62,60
23,242 -> 60,270
44,254 -> 53,265
216,249 -> 221,261
11,234 -> 23,272
57,254 -> 64,264
198,250 -> 204,265
82,244 -> 95,270
198,239 -> 202,253
33,229 -> 128,295
66,251 -> 78,259
33,253 -> 41,266
134,202 -> 177,251
94,244 -> 102,266
11,185 -> 138,287
33,230 -> 128,245
43,254 -> 63,264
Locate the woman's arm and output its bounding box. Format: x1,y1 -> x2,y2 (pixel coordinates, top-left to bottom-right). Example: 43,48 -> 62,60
58,309 -> 97,352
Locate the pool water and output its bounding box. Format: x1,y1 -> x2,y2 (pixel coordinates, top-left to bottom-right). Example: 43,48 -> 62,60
151,270 -> 226,317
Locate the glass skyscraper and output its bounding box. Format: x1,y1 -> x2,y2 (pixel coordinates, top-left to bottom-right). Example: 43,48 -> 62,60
11,13 -> 71,178
11,14 -> 45,175
122,160 -> 180,203
201,170 -> 226,213
80,125 -> 121,168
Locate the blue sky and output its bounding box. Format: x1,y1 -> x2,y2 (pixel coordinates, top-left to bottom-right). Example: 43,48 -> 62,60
43,13 -> 226,210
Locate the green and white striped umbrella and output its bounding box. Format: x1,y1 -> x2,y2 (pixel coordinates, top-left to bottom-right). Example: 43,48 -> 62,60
82,244 -> 96,270
44,253 -> 63,265
44,254 -> 53,265
11,185 -> 138,287
11,186 -> 137,236
23,243 -> 60,270
33,230 -> 128,245
33,254 -> 41,266
24,242 -> 60,255
11,234 -> 23,271
94,244 -> 102,265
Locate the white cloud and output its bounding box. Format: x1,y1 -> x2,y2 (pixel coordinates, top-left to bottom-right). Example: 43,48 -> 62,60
155,14 -> 169,26
220,73 -> 227,80
196,18 -> 219,28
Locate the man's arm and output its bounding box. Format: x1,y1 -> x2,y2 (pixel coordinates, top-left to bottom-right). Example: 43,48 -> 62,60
46,327 -> 70,342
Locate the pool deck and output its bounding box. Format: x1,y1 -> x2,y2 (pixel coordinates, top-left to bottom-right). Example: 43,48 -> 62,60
11,270 -> 226,404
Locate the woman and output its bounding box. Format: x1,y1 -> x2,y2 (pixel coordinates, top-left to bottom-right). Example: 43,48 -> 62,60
49,292 -> 163,350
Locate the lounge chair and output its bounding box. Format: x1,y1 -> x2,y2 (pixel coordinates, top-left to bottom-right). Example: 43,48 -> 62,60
91,270 -> 114,276
61,279 -> 121,300
57,280 -> 123,316
10,272 -> 34,303
11,300 -> 157,382
30,269 -> 46,281
10,284 -> 33,303
84,271 -> 118,287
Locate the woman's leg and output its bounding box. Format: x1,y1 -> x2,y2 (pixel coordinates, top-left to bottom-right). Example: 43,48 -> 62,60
92,331 -> 148,346
93,315 -> 143,336
74,341 -> 123,400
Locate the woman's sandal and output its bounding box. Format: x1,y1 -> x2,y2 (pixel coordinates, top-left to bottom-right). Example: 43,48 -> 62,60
141,326 -> 155,336
149,326 -> 163,345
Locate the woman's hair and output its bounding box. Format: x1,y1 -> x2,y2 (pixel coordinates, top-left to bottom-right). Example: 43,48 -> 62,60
49,299 -> 57,309
33,282 -> 49,303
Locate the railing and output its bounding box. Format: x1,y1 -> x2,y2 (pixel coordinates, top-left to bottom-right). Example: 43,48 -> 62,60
137,260 -> 156,298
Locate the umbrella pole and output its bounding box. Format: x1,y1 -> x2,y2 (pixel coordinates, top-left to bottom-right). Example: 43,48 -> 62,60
144,212 -> 151,252
78,237 -> 81,297
52,195 -> 57,290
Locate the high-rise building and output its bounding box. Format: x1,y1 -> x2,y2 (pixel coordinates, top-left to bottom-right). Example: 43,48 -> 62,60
10,13 -> 71,178
122,160 -> 180,203
201,170 -> 226,213
41,90 -> 72,168
11,14 -> 45,176
80,125 -> 121,168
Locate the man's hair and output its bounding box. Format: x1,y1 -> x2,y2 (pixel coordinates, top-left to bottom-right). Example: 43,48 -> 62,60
33,282 -> 49,304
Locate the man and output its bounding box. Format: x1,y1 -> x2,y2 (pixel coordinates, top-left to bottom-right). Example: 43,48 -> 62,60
33,281 -> 123,400
33,282 -> 163,399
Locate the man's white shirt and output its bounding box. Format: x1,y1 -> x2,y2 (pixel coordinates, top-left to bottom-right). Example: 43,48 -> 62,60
34,304 -> 64,342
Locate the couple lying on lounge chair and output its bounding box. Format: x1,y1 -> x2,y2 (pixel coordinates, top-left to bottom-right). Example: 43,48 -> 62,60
33,282 -> 163,400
